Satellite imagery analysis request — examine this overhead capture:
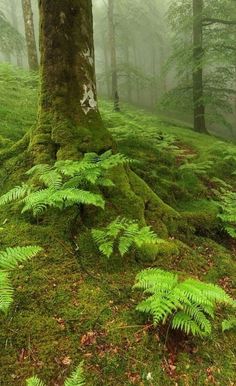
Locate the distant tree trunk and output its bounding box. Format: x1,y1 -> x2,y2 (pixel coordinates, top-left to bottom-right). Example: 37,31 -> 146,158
125,45 -> 132,103
21,0 -> 38,71
133,42 -> 141,105
11,0 -> 23,67
151,45 -> 158,108
103,36 -> 111,98
108,0 -> 120,111
192,0 -> 207,133
30,0 -> 113,164
3,52 -> 11,64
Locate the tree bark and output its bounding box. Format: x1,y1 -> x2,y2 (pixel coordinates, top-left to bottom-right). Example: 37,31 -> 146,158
192,0 -> 207,133
108,0 -> 120,112
28,0 -> 177,245
103,35 -> 111,98
30,0 -> 113,163
21,0 -> 38,71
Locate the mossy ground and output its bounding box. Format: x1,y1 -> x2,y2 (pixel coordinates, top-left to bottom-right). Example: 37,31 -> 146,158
0,66 -> 235,385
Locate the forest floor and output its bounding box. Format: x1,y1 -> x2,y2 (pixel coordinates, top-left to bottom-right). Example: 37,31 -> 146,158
0,65 -> 235,386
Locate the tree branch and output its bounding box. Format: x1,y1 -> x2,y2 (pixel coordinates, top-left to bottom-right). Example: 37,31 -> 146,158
203,18 -> 236,26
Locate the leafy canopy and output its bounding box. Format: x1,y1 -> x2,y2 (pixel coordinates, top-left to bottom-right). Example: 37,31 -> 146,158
134,268 -> 235,337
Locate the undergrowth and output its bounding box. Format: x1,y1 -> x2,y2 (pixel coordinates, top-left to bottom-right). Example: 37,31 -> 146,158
0,65 -> 235,385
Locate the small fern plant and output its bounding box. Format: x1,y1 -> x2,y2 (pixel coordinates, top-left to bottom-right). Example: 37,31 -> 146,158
0,151 -> 130,216
92,217 -> 164,258
26,361 -> 85,386
0,246 -> 42,313
178,160 -> 213,176
214,188 -> 236,238
134,269 -> 235,337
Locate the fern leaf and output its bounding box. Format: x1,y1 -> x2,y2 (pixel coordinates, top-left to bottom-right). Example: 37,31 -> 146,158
0,271 -> 13,313
172,311 -> 206,336
26,164 -> 52,176
0,184 -> 30,206
183,304 -> 212,335
21,189 -> 53,215
0,246 -> 42,270
26,376 -> 46,386
134,268 -> 235,337
222,318 -> 236,332
98,241 -> 114,258
136,294 -> 180,325
53,189 -> 105,209
118,235 -> 134,256
134,268 -> 178,292
39,170 -> 62,189
64,362 -> 85,386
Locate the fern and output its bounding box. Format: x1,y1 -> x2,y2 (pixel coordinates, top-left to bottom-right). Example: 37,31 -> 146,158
0,246 -> 42,313
0,184 -> 31,206
0,271 -> 13,313
26,377 -> 46,386
222,318 -> 236,332
92,217 -> 164,258
64,361 -> 85,386
0,246 -> 42,270
179,161 -> 213,176
26,362 -> 85,386
0,151 -> 129,216
216,189 -> 236,238
134,269 -> 235,337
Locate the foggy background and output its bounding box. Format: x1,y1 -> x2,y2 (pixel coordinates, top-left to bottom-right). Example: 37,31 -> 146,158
0,0 -> 235,140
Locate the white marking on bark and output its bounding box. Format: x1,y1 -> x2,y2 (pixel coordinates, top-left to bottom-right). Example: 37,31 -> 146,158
60,12 -> 66,24
83,47 -> 94,66
80,85 -> 97,115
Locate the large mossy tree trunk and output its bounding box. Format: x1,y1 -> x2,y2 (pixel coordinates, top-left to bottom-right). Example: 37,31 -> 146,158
192,0 -> 207,133
21,0 -> 38,71
28,0 -> 178,255
30,0 -> 113,163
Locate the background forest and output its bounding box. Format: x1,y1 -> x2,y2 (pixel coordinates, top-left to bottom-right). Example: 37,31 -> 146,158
0,0 -> 235,385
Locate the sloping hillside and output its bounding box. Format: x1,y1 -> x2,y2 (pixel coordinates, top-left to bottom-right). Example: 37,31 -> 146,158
0,65 -> 235,385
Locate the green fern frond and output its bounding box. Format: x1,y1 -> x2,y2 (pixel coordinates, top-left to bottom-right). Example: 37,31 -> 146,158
222,318 -> 236,332
39,170 -> 62,189
0,271 -> 13,313
172,311 -> 206,336
26,376 -> 46,386
134,269 -> 235,337
0,246 -> 42,270
26,164 -> 52,176
22,188 -> 105,216
118,235 -> 134,256
133,269 -> 178,292
21,189 -> 54,215
179,161 -> 213,176
0,184 -> 30,206
54,189 -> 105,209
0,246 -> 41,313
26,362 -> 85,386
216,189 -> 236,238
64,362 -> 85,386
136,293 -> 180,325
92,217 -> 164,259
0,152 -> 131,217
